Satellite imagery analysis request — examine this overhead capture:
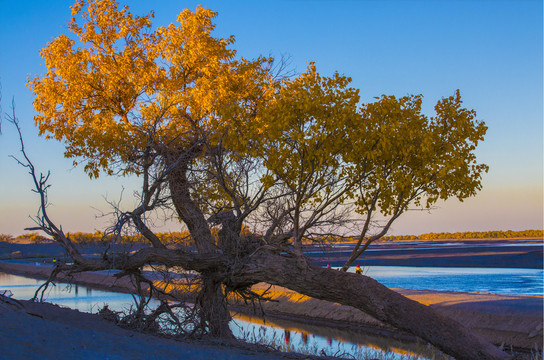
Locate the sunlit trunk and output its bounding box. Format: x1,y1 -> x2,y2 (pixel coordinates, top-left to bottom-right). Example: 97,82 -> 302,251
165,151 -> 216,253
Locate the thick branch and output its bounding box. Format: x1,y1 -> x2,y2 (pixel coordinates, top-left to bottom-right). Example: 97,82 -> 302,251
165,149 -> 217,253
229,250 -> 509,360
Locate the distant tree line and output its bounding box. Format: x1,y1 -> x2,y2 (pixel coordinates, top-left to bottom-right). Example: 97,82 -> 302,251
0,231 -> 195,246
0,233 -> 49,243
311,229 -> 543,243
63,231 -> 196,246
380,229 -> 543,241
1,229 -> 541,244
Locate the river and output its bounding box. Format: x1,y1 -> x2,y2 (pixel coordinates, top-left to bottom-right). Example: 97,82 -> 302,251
348,265 -> 543,296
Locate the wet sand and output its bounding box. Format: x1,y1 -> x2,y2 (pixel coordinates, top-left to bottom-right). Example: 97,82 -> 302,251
307,239 -> 543,269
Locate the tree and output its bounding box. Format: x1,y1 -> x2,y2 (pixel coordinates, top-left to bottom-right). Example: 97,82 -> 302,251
24,1 -> 507,359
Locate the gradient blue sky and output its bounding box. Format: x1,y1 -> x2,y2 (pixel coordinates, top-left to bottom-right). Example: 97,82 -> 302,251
0,0 -> 542,236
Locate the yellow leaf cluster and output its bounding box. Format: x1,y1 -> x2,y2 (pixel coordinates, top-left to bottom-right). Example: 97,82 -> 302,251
28,0 -> 275,177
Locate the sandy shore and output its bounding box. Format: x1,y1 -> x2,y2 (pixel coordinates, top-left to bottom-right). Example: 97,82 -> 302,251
307,239 -> 543,269
245,284 -> 543,351
0,297 -> 315,360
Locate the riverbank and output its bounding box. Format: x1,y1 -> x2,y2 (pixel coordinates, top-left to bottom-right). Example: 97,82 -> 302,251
240,284 -> 543,351
0,295 -> 326,360
0,259 -> 541,353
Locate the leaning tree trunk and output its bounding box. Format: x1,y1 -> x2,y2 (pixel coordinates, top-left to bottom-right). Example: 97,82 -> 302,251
228,250 -> 510,360
162,153 -> 507,358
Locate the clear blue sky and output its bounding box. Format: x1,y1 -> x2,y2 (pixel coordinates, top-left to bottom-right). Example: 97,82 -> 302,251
0,0 -> 542,236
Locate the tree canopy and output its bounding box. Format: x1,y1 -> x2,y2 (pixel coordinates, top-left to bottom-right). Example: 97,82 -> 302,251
23,1 -> 507,359
28,0 -> 487,249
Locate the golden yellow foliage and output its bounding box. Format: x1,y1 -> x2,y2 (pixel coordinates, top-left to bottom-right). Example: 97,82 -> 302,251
28,0 -> 488,226
28,0 -> 274,178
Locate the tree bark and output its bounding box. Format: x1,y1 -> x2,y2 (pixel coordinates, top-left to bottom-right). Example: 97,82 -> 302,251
165,151 -> 217,253
197,274 -> 234,339
165,153 -> 235,338
227,250 -> 509,360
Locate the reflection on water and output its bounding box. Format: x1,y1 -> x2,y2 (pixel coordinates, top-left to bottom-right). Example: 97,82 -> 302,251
0,272 -> 141,313
0,272 -> 442,360
230,312 -> 438,360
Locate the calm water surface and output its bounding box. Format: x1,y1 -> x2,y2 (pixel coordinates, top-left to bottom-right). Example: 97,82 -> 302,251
346,266 -> 543,296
